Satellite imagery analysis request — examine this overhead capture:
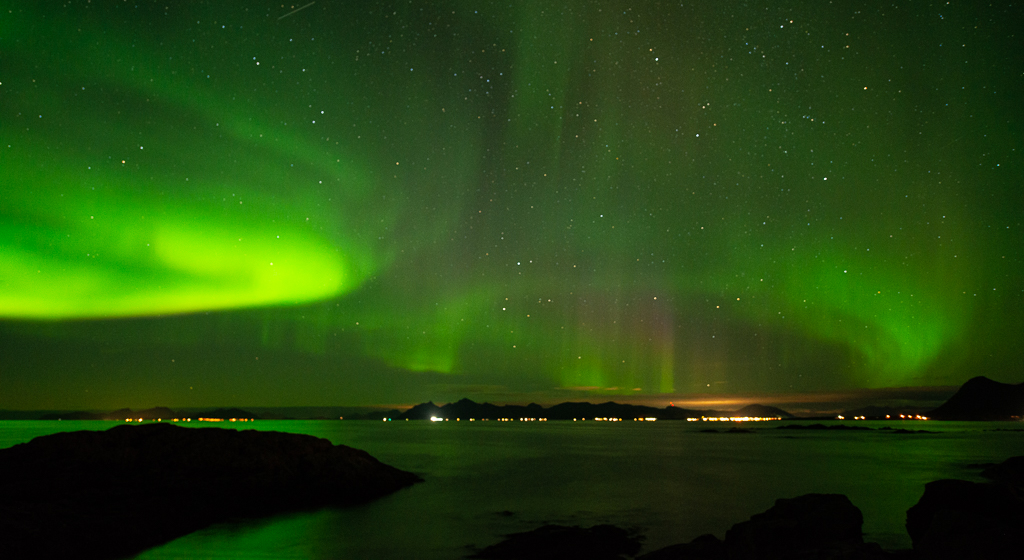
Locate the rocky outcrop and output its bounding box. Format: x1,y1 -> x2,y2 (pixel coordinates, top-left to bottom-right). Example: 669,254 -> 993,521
475,458 -> 1024,560
633,494 -> 897,560
469,524 -> 643,560
635,533 -> 726,560
0,423 -> 421,560
476,494 -> 889,560
905,455 -> 1024,559
981,454 -> 1024,488
725,493 -> 877,560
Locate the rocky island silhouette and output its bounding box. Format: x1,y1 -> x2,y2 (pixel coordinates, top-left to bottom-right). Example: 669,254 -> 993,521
0,423 -> 421,559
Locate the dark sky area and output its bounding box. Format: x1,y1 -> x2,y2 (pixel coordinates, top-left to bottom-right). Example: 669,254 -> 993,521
1,1 -> 1020,411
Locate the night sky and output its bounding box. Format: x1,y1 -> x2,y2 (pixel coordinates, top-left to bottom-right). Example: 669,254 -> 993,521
1,1 -> 1021,411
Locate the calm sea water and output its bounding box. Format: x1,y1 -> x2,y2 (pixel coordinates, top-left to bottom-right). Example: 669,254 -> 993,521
2,419 -> 1021,558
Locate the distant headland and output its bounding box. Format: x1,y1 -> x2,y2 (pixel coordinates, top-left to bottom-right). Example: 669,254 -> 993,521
392,399 -> 794,421
4,376 -> 1021,422
927,376 -> 1024,421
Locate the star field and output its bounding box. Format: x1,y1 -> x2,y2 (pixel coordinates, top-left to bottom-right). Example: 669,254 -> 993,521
0,1 -> 1020,409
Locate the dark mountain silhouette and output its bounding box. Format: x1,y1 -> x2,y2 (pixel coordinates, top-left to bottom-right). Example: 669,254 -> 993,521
401,401 -> 446,419
927,376 -> 1024,420
343,409 -> 404,420
734,404 -> 795,419
396,398 -> 792,421
25,399 -> 798,422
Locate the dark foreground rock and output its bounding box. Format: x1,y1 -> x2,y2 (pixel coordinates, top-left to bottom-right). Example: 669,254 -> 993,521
0,423 -> 421,559
469,524 -> 643,560
905,456 -> 1024,559
636,494 -> 900,560
725,493 -> 888,560
476,458 -> 1024,560
635,533 -> 726,560
980,454 -> 1024,489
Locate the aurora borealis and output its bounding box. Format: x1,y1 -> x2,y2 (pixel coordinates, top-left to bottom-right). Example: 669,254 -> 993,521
1,1 -> 1021,410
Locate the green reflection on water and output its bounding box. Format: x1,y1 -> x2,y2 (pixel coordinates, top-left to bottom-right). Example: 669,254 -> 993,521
1,420 -> 1018,559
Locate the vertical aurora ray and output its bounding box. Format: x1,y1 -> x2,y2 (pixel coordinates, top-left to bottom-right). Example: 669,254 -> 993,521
0,1 -> 1020,409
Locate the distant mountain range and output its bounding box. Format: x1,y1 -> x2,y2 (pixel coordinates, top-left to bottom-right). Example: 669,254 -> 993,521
394,398 -> 794,421
8,376 -> 1020,421
23,401 -> 794,422
36,407 -> 256,421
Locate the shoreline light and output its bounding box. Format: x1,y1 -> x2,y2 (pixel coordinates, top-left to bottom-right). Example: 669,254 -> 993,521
699,416 -> 782,422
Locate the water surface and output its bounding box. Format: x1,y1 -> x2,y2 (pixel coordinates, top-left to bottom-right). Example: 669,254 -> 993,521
3,419 -> 1020,558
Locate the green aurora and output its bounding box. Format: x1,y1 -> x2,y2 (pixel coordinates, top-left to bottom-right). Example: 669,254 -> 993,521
1,1 -> 1021,410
